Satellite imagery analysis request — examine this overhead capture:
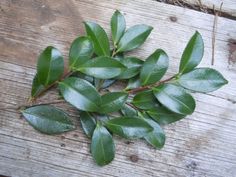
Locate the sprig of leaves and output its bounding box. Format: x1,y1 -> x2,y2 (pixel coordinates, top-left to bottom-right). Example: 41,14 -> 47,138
21,10 -> 228,166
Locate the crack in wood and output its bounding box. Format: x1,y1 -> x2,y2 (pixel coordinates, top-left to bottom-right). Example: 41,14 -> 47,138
155,0 -> 236,20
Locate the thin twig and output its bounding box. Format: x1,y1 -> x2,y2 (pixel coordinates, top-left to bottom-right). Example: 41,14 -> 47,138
211,2 -> 223,65
125,102 -> 138,110
30,70 -> 74,102
0,100 -> 65,111
0,106 -> 19,111
128,75 -> 176,94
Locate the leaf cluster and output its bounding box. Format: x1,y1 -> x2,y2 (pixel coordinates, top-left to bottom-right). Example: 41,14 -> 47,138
22,10 -> 228,166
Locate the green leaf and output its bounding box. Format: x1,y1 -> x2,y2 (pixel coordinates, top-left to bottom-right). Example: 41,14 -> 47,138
73,72 -> 94,84
179,31 -> 204,74
105,117 -> 153,139
120,104 -> 138,117
116,57 -> 143,79
126,76 -> 141,90
80,112 -> 96,138
147,107 -> 185,125
142,115 -> 165,149
113,52 -> 124,61
77,56 -> 126,79
99,92 -> 128,113
84,22 -> 110,56
140,49 -> 169,86
101,79 -> 117,89
96,114 -> 110,123
132,90 -> 159,110
31,74 -> 45,97
69,36 -> 94,68
117,24 -> 153,52
59,77 -> 101,112
94,79 -> 116,89
153,84 -> 196,115
37,46 -> 64,86
111,10 -> 126,45
178,68 -> 228,93
91,123 -> 115,166
21,105 -> 75,134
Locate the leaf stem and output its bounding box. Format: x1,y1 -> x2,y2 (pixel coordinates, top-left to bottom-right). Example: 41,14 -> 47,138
125,102 -> 140,111
127,75 -> 176,94
30,70 -> 74,102
112,50 -> 117,57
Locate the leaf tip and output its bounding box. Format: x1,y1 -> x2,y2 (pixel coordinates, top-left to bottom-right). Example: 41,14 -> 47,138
223,77 -> 229,85
114,9 -> 121,14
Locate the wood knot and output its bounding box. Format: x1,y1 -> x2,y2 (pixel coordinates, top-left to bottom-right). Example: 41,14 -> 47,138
73,134 -> 79,138
125,141 -> 133,145
60,143 -> 66,147
169,16 -> 177,22
228,39 -> 236,64
129,155 -> 139,163
186,161 -> 197,170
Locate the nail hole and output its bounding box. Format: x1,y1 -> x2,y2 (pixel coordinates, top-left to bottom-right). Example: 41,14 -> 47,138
169,16 -> 177,22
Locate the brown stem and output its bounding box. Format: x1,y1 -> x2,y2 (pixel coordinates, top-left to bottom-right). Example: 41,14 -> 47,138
23,100 -> 66,110
0,100 -> 65,111
128,75 -> 176,94
30,70 -> 73,102
125,102 -> 139,111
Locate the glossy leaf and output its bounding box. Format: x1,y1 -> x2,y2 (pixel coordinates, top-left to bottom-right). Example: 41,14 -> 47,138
111,10 -> 126,45
80,112 -> 96,138
69,36 -> 94,68
99,92 -> 128,113
113,52 -> 124,61
105,117 -> 153,139
94,79 -> 116,89
126,76 -> 141,90
21,105 -> 75,134
31,74 -> 45,97
142,115 -> 165,149
179,31 -> 204,74
178,68 -> 228,93
117,24 -> 153,52
140,49 -> 169,86
91,123 -> 115,166
73,72 -> 94,84
120,104 -> 138,117
116,57 -> 143,79
77,56 -> 126,79
37,46 -> 64,86
84,22 -> 110,56
153,84 -> 196,115
101,79 -> 117,89
59,77 -> 101,112
96,114 -> 110,123
132,90 -> 159,110
147,107 -> 185,125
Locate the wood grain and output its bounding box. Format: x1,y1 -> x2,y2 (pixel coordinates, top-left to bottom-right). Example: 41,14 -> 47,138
0,0 -> 236,177
185,0 -> 236,17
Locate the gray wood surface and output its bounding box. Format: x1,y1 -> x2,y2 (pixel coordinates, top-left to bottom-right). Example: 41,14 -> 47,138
185,0 -> 236,17
0,0 -> 236,177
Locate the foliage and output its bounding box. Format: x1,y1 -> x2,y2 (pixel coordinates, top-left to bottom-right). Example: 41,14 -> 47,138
21,10 -> 228,166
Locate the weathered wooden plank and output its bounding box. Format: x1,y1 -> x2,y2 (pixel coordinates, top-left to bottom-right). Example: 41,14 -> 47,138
184,0 -> 236,17
0,0 -> 236,177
